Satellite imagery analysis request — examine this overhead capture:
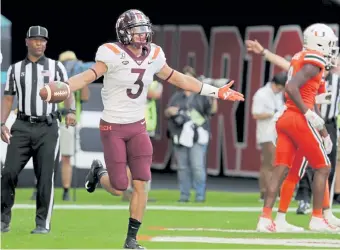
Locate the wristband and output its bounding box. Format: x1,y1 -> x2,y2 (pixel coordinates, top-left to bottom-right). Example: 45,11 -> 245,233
261,49 -> 268,56
1,122 -> 5,127
199,83 -> 219,98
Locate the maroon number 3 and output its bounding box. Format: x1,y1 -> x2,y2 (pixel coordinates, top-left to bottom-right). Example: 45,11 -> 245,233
127,68 -> 145,99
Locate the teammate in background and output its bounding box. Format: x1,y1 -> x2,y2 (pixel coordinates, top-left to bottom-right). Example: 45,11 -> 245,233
250,23 -> 339,232
247,37 -> 340,231
47,9 -> 244,249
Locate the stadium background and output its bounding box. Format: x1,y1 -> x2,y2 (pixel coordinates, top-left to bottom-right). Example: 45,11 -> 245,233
1,0 -> 340,189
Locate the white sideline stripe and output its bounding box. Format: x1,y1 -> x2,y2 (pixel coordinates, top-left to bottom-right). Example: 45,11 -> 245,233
12,204 -> 340,212
156,227 -> 326,234
149,236 -> 340,248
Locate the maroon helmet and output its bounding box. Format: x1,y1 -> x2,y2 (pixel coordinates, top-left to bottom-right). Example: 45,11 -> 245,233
115,9 -> 153,48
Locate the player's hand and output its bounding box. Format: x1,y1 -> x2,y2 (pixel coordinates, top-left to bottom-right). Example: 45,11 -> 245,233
65,113 -> 77,128
1,124 -> 11,144
245,40 -> 265,55
315,92 -> 332,104
218,81 -> 244,101
304,109 -> 325,130
322,134 -> 333,154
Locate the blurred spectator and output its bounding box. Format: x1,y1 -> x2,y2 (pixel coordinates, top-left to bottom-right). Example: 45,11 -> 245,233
251,72 -> 287,201
165,66 -> 217,202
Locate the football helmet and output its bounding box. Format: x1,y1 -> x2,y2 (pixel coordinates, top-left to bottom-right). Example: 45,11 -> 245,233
115,9 -> 153,49
303,23 -> 339,67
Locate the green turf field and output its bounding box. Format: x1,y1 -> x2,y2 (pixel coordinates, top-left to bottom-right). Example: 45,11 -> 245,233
1,188 -> 340,249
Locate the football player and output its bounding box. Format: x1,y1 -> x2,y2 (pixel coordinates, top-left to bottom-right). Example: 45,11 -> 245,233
251,23 -> 340,232
247,36 -> 340,231
53,9 -> 244,249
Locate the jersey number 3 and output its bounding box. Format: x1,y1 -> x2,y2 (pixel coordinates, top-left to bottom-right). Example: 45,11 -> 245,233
127,68 -> 145,99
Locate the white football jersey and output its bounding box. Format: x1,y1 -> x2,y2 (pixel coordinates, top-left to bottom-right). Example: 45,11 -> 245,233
95,42 -> 166,124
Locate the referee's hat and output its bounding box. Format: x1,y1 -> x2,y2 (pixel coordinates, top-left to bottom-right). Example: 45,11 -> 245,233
26,26 -> 48,40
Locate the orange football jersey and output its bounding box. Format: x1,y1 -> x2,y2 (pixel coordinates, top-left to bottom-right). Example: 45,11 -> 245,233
318,79 -> 326,94
285,50 -> 326,112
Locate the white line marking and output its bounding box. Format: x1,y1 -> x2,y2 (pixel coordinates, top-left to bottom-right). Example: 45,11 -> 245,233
149,236 -> 340,248
151,227 -> 340,234
12,204 -> 340,212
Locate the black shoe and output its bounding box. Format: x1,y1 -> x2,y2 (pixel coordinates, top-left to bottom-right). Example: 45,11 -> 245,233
30,191 -> 37,200
1,222 -> 10,233
31,226 -> 50,234
124,237 -> 145,249
85,159 -> 107,193
62,191 -> 70,201
296,200 -> 311,215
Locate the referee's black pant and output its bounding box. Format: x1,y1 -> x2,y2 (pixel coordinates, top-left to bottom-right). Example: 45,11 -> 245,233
1,116 -> 59,230
295,118 -> 338,203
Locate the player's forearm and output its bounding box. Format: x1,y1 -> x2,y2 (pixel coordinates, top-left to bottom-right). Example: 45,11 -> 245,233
285,84 -> 308,114
1,96 -> 14,123
169,71 -> 224,98
168,71 -> 203,93
263,49 -> 290,71
68,70 -> 96,92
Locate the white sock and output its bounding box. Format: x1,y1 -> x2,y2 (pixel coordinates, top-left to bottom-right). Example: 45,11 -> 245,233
275,212 -> 286,221
323,208 -> 333,218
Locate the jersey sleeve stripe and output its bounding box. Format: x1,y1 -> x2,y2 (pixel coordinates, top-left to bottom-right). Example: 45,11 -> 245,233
152,46 -> 160,60
304,54 -> 327,66
104,43 -> 120,55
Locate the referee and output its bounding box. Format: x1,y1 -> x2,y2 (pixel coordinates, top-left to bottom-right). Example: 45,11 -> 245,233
296,69 -> 340,213
0,26 -> 76,234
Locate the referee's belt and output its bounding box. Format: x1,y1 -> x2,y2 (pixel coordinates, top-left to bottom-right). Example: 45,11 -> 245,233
17,112 -> 60,123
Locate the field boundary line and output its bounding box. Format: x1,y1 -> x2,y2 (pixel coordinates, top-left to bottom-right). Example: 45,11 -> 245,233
142,235 -> 340,248
12,204 -> 340,212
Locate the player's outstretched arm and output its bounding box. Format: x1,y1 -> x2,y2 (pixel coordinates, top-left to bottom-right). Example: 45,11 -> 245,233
67,62 -> 107,92
157,63 -> 244,101
245,40 -> 290,71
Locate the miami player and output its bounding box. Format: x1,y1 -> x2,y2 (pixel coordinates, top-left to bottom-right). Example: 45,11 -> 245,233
252,23 -> 339,232
247,38 -> 340,231
49,9 -> 244,249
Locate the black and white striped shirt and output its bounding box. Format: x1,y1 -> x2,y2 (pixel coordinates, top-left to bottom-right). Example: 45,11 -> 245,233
320,73 -> 340,121
4,56 -> 68,116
